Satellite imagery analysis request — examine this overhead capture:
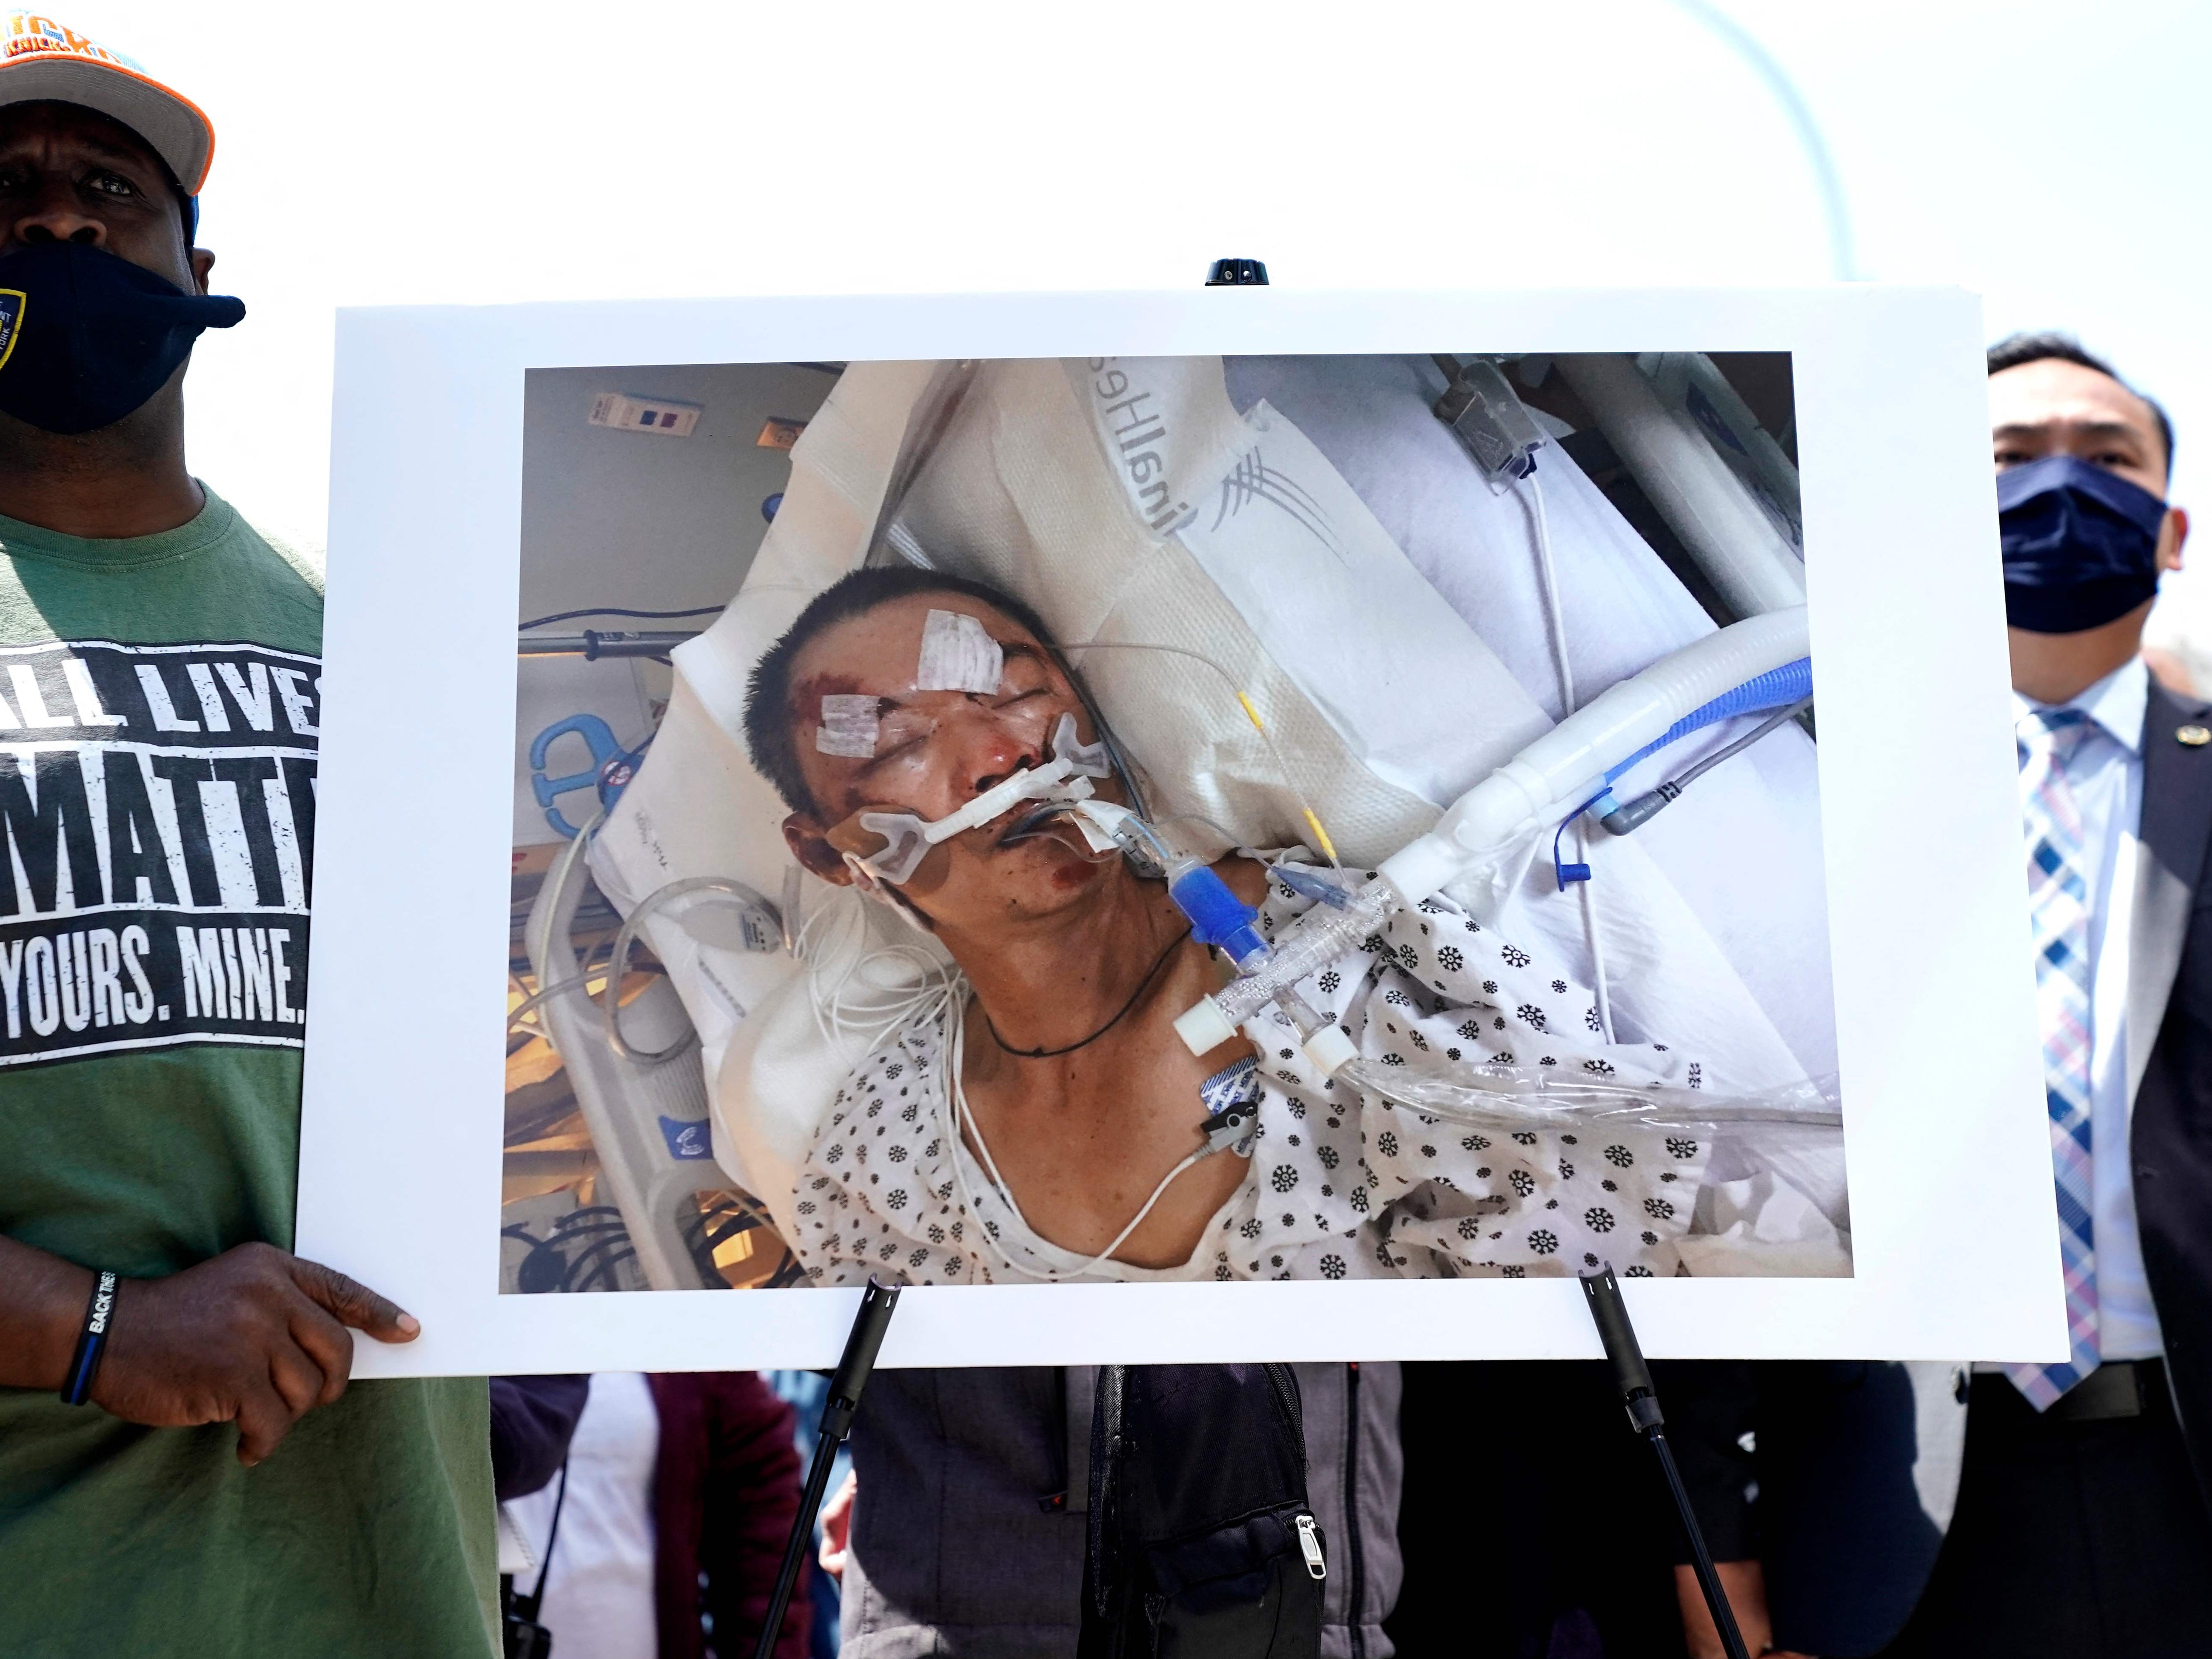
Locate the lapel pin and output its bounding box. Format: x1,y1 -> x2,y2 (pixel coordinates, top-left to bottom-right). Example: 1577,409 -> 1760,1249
2179,724 -> 2211,747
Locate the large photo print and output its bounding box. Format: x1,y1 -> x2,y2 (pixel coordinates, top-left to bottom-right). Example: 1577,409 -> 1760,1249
500,351 -> 1846,1299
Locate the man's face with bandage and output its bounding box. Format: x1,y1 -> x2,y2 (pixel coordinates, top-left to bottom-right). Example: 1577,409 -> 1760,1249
778,592 -> 1121,930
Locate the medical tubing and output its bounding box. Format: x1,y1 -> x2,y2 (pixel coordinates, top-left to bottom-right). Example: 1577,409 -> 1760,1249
796,894 -> 963,1065
1181,611 -> 1811,1052
521,804 -> 612,1048
1197,876 -> 1400,1038
1525,467 -> 1616,1045
1602,657 -> 1812,785
1375,607 -> 1810,906
1058,638 -> 1340,869
601,877 -> 771,1065
509,959 -> 638,1035
1333,1056 -> 1842,1131
1601,696 -> 1812,835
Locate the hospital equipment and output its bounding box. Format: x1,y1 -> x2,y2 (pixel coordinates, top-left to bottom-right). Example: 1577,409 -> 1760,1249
1597,696 -> 1812,836
1173,605 -> 1813,1059
847,713 -> 1112,887
520,808 -> 787,1289
528,713 -> 644,838
517,630 -> 698,661
1552,353 -> 1804,621
1432,356 -> 1549,489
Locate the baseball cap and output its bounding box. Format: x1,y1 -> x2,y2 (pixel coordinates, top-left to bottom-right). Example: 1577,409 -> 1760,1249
0,12 -> 213,195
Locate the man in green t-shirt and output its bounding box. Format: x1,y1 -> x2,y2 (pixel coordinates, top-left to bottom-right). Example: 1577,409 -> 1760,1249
0,20 -> 499,1656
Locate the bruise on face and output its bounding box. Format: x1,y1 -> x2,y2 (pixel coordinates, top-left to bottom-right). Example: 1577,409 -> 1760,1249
792,612 -> 1075,830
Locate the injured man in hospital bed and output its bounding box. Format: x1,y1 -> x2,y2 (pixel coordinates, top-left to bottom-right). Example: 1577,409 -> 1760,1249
743,565 -> 1716,1286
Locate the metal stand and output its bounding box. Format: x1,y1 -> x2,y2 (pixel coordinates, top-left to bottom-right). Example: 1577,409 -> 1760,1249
1578,1268 -> 1750,1659
754,1279 -> 901,1659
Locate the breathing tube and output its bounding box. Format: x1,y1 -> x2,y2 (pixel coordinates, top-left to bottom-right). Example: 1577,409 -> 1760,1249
784,634 -> 1332,1067
1173,605 -> 1812,1061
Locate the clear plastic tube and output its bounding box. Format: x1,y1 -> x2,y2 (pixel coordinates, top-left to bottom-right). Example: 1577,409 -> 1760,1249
1186,874 -> 1400,1041
1337,1058 -> 1842,1134
1176,614 -> 1812,1056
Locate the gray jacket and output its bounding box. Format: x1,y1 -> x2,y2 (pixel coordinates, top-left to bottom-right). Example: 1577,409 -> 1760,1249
840,1363 -> 1402,1657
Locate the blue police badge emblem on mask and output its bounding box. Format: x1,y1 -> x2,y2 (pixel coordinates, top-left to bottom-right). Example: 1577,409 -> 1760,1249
0,244 -> 243,434
1999,453 -> 2169,635
0,289 -> 25,375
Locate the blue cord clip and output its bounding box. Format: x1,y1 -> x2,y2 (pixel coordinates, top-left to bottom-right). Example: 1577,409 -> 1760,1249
1552,795 -> 1607,891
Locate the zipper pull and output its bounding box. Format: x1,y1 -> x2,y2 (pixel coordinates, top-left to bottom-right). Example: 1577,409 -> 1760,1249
1295,1512 -> 1327,1580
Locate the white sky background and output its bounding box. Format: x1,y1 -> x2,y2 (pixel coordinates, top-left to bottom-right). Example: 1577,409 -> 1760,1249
57,0 -> 2212,656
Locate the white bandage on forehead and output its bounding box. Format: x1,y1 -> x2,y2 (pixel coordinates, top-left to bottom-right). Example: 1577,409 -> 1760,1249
914,609 -> 1003,693
814,693 -> 880,758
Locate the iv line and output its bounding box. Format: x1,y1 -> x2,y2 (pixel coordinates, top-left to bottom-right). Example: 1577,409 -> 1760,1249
1525,469 -> 1616,1043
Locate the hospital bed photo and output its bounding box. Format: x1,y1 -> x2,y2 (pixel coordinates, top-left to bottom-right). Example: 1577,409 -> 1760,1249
498,350 -> 1844,1295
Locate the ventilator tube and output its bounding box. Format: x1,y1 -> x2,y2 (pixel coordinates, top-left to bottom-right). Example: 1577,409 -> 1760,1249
1174,607 -> 1812,1058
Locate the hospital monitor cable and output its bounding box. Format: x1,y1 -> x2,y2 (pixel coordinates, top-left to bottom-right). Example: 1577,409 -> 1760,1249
1596,694 -> 1813,836
1520,462 -> 1617,1045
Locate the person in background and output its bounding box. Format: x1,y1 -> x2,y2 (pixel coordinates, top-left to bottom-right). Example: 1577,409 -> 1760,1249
1673,334 -> 2212,1658
502,1372 -> 813,1659
0,19 -> 499,1654
816,1363 -> 1398,1658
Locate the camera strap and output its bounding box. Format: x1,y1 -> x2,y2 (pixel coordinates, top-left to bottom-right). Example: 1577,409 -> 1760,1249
515,1460 -> 571,1625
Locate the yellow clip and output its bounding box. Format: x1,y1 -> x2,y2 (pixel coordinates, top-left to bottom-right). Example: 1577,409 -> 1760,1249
1237,691 -> 1266,733
1303,808 -> 1339,864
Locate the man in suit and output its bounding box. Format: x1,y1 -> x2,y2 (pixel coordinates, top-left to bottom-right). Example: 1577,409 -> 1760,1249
1675,334 -> 2212,1659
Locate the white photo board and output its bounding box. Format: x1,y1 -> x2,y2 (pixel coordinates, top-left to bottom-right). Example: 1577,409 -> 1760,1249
295,286 -> 2062,1376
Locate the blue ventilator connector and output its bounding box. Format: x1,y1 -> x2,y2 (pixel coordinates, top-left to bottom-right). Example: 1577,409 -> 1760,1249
1168,863 -> 1269,966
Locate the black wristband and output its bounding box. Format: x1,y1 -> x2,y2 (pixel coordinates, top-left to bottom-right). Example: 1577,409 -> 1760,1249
60,1271 -> 118,1406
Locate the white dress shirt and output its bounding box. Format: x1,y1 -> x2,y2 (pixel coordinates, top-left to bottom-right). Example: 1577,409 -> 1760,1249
505,1371 -> 661,1659
2015,656 -> 2164,1360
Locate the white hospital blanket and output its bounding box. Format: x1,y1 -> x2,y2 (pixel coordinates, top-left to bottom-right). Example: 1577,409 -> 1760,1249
1223,355 -> 1836,1080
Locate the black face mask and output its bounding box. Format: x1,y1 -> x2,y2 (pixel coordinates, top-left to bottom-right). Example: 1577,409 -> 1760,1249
1998,453 -> 2169,635
0,242 -> 244,435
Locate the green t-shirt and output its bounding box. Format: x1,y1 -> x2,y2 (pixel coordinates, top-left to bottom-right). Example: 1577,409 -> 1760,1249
0,492 -> 499,1657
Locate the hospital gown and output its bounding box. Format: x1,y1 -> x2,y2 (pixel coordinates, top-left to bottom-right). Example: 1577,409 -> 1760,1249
789,861 -> 1710,1285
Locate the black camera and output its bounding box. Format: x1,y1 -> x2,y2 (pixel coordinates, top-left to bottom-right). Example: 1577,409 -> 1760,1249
500,1575 -> 553,1659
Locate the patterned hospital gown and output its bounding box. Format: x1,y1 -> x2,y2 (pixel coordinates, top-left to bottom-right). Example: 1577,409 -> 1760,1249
790,861 -> 1711,1285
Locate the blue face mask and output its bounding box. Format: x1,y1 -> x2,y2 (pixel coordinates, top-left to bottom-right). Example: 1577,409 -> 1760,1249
0,242 -> 244,435
1998,453 -> 2169,635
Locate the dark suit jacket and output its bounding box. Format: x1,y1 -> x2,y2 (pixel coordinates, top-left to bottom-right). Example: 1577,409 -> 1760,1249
1673,675 -> 2212,1657
2121,676 -> 2212,1492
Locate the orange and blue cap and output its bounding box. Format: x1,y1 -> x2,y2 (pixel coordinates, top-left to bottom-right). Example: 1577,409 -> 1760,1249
0,13 -> 213,232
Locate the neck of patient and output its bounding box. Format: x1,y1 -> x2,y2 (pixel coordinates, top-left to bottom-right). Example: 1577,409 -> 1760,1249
938,867 -> 1192,1056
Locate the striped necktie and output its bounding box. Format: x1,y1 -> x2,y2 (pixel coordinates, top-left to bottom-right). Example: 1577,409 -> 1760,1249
2007,706 -> 2099,1408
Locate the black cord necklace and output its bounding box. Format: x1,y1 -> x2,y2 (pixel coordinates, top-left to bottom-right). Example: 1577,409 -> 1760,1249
981,926 -> 1193,1059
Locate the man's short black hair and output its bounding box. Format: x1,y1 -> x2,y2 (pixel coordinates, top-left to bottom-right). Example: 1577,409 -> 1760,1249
1987,331 -> 2175,478
742,563 -> 1055,818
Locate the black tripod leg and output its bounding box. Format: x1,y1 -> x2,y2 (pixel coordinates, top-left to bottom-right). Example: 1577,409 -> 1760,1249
1578,1269 -> 1750,1659
754,1279 -> 901,1659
